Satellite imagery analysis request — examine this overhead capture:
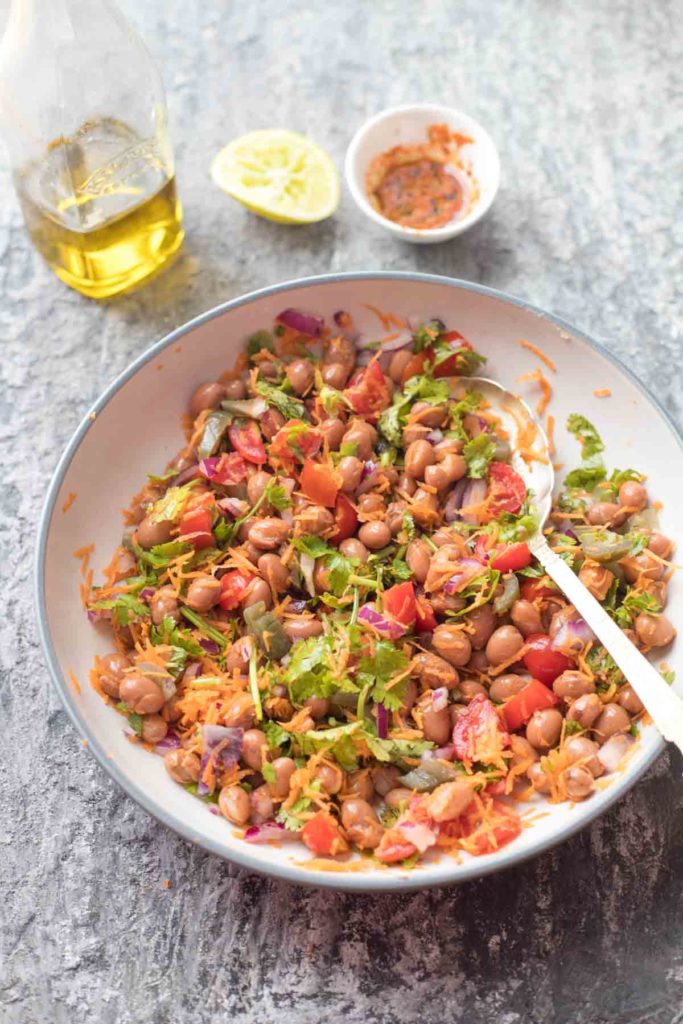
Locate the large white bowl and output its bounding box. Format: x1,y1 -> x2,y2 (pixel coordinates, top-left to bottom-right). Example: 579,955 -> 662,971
36,273 -> 682,891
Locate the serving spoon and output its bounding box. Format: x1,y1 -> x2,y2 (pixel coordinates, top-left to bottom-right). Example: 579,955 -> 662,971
468,377 -> 683,753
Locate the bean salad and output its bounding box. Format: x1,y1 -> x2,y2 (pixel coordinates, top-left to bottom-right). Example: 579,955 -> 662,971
87,307 -> 677,866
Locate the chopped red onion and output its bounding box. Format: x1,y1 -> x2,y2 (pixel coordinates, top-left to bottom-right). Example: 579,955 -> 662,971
155,732 -> 180,755
550,617 -> 595,656
376,702 -> 389,739
182,661 -> 202,681
139,587 -> 155,600
244,821 -> 293,843
87,607 -> 111,623
444,478 -> 469,522
395,819 -> 437,854
299,552 -> 316,598
277,308 -> 324,337
597,734 -> 635,773
431,687 -> 449,712
378,332 -> 414,353
198,725 -> 244,796
290,599 -> 308,614
357,603 -> 407,640
426,429 -> 444,444
460,479 -> 488,525
443,164 -> 473,217
199,638 -> 221,656
434,744 -> 456,761
217,496 -> 249,518
443,557 -> 487,594
173,462 -> 202,486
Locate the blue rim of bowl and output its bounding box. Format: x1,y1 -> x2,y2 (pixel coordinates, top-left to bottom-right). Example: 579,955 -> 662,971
35,271 -> 682,891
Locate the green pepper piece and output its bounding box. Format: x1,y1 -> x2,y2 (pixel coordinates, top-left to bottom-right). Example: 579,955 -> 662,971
243,601 -> 292,661
574,526 -> 632,563
197,410 -> 232,459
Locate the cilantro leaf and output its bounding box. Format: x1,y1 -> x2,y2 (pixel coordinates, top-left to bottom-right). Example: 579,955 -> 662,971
610,468 -> 644,487
254,379 -> 306,421
413,320 -> 443,352
264,481 -> 292,511
247,330 -> 274,356
432,342 -> 486,376
463,434 -> 497,479
285,634 -> 358,703
276,793 -> 314,831
364,732 -> 435,763
263,721 -> 290,750
564,414 -> 606,488
402,374 -> 450,406
147,482 -> 198,524
293,721 -> 362,771
151,615 -> 205,657
91,592 -> 149,626
357,640 -> 410,712
389,557 -> 414,582
377,402 -> 404,446
292,535 -> 330,559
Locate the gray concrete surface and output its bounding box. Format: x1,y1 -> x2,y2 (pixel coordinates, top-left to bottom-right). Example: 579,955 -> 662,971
1,1 -> 682,1022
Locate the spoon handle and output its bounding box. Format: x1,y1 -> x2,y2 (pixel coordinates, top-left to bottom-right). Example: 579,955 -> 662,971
530,536 -> 683,753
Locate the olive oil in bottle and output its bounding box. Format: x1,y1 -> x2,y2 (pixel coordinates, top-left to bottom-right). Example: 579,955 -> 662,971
15,118 -> 184,299
0,0 -> 184,298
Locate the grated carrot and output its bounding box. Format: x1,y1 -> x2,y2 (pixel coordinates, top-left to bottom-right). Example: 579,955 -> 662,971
516,368 -> 552,417
519,339 -> 556,372
68,669 -> 81,695
62,492 -> 77,513
363,304 -> 408,332
546,414 -> 555,458
593,388 -> 611,398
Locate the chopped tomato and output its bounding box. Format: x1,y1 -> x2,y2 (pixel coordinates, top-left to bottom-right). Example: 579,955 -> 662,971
520,577 -> 559,602
201,452 -> 248,486
399,349 -> 430,387
329,493 -> 358,544
343,360 -> 391,417
375,828 -> 417,864
269,419 -> 322,463
382,581 -> 416,626
218,570 -> 253,611
487,462 -> 526,515
452,693 -> 509,763
300,811 -> 348,856
522,633 -> 572,686
414,594 -> 437,632
461,799 -> 522,855
399,333 -> 476,386
228,419 -> 266,465
179,505 -> 214,549
501,677 -> 560,731
433,332 -> 475,378
490,542 -> 532,572
300,459 -> 340,508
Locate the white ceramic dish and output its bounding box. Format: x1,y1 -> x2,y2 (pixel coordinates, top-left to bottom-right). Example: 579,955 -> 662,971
36,272 -> 682,891
345,104 -> 500,243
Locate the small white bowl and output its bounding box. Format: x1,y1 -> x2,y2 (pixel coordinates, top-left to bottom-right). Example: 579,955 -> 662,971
345,103 -> 500,244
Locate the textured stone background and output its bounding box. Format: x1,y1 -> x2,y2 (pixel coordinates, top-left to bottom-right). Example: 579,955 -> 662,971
1,1 -> 682,1022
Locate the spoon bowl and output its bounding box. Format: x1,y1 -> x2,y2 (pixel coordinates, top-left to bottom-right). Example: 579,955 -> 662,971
467,375 -> 554,527
468,377 -> 683,754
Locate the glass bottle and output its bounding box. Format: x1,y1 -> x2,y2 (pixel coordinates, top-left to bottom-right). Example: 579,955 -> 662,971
0,0 -> 184,299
